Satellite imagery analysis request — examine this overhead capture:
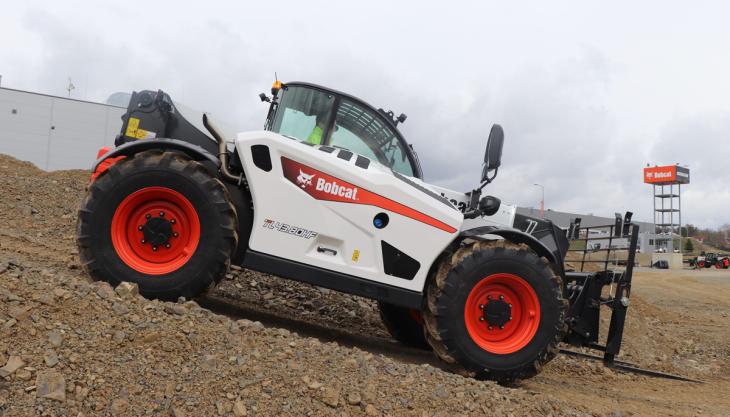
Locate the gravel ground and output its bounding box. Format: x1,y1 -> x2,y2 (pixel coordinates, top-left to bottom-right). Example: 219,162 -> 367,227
1,153 -> 728,416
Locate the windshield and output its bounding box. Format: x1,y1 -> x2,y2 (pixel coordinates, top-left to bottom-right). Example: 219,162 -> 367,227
271,87 -> 335,145
269,85 -> 416,177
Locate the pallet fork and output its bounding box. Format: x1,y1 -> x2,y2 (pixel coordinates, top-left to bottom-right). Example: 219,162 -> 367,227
561,213 -> 700,383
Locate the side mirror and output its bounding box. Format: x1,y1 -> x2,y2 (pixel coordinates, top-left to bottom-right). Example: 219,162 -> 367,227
482,124 -> 504,182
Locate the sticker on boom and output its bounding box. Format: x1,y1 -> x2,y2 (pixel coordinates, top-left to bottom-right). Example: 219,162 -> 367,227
263,219 -> 318,239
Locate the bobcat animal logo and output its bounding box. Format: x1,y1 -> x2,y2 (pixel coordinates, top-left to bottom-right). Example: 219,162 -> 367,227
296,170 -> 315,188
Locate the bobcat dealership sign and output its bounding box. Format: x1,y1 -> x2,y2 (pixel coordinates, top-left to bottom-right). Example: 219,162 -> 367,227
643,165 -> 690,185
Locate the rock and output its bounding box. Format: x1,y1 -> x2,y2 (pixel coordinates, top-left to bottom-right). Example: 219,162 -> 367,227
36,293 -> 55,305
2,290 -> 23,302
95,282 -> 116,300
15,368 -> 32,381
347,391 -> 362,406
8,305 -> 31,321
111,398 -> 129,415
44,350 -> 59,367
202,354 -> 218,369
169,406 -> 187,417
113,330 -> 126,343
166,304 -> 187,315
52,288 -> 69,298
323,384 -> 341,407
434,384 -> 449,399
115,282 -> 139,299
365,404 -> 379,416
36,370 -> 66,402
0,356 -> 25,377
112,302 -> 130,315
48,331 -> 64,348
233,400 -> 248,416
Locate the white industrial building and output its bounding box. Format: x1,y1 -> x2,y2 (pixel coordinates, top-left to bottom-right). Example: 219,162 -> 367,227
0,87 -> 125,171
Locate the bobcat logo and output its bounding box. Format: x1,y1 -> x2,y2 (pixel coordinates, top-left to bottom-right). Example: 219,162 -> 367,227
296,170 -> 315,188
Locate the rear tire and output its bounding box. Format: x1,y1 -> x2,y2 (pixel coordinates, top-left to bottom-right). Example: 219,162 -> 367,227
378,302 -> 430,350
77,150 -> 238,300
424,240 -> 567,383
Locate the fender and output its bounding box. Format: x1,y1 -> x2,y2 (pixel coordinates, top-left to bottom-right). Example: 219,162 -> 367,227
458,225 -> 567,276
91,138 -> 220,173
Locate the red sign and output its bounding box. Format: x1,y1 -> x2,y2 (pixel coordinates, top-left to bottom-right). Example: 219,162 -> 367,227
643,165 -> 690,185
281,157 -> 457,233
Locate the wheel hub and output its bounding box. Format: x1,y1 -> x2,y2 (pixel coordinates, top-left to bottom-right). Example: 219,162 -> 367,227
482,297 -> 512,329
111,187 -> 200,275
464,273 -> 541,354
140,213 -> 175,248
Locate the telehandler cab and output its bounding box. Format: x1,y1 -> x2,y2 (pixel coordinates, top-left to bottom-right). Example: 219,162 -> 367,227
78,81 -> 645,382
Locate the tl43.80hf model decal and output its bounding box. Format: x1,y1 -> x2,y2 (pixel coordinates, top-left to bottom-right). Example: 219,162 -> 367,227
262,219 -> 318,239
281,157 -> 457,233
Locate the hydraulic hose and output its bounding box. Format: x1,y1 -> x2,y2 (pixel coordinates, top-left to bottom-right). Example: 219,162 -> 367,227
202,113 -> 243,185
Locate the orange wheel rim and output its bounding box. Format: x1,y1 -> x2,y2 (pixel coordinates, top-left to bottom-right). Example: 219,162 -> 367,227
464,273 -> 541,354
111,187 -> 200,275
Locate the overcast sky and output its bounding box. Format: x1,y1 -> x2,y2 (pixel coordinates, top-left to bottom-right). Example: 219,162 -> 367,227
2,1 -> 728,228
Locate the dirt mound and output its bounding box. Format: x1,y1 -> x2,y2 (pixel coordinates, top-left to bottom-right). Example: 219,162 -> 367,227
1,258 -> 588,417
1,153 -> 728,416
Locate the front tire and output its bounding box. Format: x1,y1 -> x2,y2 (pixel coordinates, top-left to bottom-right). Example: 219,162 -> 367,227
77,151 -> 238,300
424,240 -> 567,383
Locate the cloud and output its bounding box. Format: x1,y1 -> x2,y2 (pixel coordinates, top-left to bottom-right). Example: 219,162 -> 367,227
1,0 -> 727,228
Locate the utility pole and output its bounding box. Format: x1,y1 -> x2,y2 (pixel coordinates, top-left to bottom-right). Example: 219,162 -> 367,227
534,183 -> 545,219
66,78 -> 75,97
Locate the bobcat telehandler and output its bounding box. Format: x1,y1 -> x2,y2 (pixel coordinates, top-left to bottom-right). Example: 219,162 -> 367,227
78,81 -> 643,382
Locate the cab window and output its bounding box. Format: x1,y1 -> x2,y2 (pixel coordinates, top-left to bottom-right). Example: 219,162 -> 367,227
271,87 -> 334,145
330,99 -> 414,177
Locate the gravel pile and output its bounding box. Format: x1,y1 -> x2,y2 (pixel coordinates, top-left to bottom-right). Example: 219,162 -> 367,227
0,258 -> 590,417
0,154 -> 590,416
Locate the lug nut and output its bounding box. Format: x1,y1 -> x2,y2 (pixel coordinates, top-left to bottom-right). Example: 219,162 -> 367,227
488,326 -> 493,330
138,225 -> 143,231
509,316 -> 512,320
508,303 -> 512,308
145,213 -> 151,219
141,239 -> 146,244
170,219 -> 176,224
487,295 -> 492,300
499,295 -> 504,300
479,317 -> 484,322
152,246 -> 158,251
479,304 -> 485,309
159,211 -> 165,217
172,232 -> 179,238
499,325 -> 504,329
164,243 -> 171,248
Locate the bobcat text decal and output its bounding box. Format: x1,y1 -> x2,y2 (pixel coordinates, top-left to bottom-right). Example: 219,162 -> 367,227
281,157 -> 457,233
293,167 -> 359,200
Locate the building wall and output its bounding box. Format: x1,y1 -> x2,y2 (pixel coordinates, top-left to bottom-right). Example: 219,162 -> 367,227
0,87 -> 125,171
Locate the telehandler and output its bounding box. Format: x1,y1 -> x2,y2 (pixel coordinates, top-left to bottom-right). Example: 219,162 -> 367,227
78,81 -> 644,382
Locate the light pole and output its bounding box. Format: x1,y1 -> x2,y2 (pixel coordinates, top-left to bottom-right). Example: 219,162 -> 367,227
533,183 -> 544,218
